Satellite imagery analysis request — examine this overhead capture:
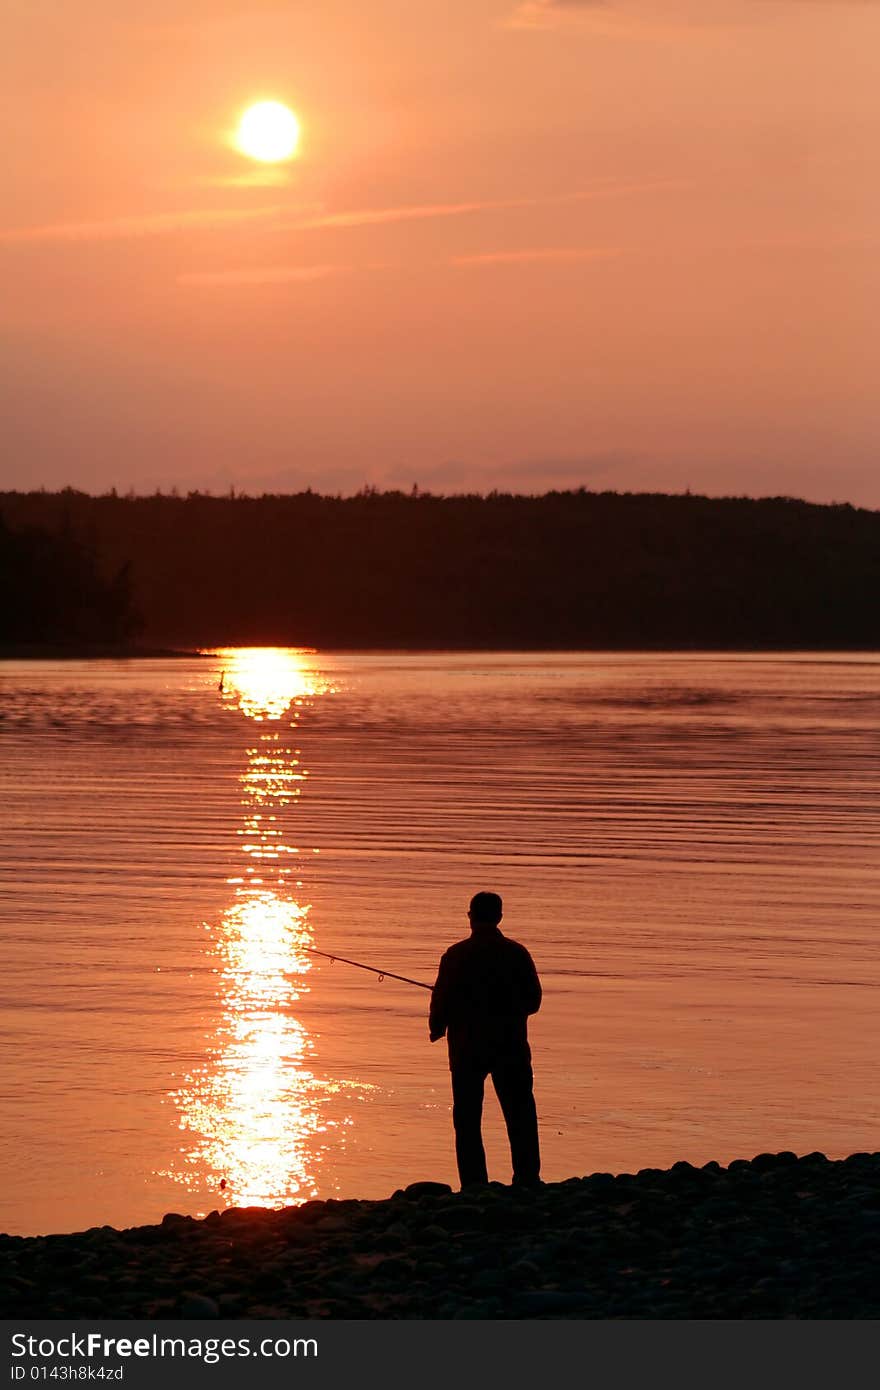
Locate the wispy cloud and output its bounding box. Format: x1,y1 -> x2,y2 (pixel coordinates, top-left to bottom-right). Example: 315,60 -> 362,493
283,180 -> 684,234
453,246 -> 621,267
0,178 -> 682,251
508,0 -> 629,32
177,263 -> 344,286
178,246 -> 622,287
0,205 -> 286,245
287,200 -> 508,232
195,171 -> 295,190
508,0 -> 879,32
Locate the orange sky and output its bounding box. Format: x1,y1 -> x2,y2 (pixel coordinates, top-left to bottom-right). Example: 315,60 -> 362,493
1,0 -> 878,503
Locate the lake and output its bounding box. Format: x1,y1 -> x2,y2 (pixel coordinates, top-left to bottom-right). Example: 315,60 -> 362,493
1,651 -> 878,1236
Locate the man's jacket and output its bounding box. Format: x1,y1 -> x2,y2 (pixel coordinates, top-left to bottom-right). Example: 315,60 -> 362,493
429,926 -> 542,1069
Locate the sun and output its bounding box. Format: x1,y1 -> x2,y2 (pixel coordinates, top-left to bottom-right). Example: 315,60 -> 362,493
235,101 -> 300,163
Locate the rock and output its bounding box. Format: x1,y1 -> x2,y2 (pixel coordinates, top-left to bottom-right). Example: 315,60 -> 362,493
161,1213 -> 191,1228
290,1201 -> 328,1225
75,1297 -> 104,1315
83,1226 -> 124,1248
145,1298 -> 177,1317
512,1290 -> 595,1315
404,1181 -> 453,1198
751,1153 -> 784,1172
453,1298 -> 503,1318
313,1215 -> 350,1233
431,1204 -> 485,1232
385,1221 -> 411,1241
179,1293 -> 220,1318
372,1256 -> 412,1281
216,1292 -> 243,1312
219,1206 -> 276,1226
418,1225 -> 448,1245
669,1162 -> 702,1185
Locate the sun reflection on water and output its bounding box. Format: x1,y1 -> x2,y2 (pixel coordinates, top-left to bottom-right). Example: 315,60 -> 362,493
221,646 -> 320,722
165,649 -> 359,1210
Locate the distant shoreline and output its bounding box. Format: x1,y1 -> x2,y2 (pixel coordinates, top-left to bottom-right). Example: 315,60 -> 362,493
1,642 -> 878,661
4,490 -> 879,652
0,644 -> 206,660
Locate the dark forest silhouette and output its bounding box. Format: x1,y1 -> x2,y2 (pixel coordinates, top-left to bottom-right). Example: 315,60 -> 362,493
1,487 -> 878,650
0,509 -> 141,647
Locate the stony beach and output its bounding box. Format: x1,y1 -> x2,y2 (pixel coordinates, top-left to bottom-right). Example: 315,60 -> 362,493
2,1151 -> 879,1319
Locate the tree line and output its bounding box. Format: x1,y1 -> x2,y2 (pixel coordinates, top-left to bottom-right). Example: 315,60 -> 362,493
0,508 -> 141,646
1,487 -> 878,649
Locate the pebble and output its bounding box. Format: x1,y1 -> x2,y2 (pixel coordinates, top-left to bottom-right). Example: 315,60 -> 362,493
178,1293 -> 220,1318
405,1181 -> 453,1198
512,1290 -> 595,1314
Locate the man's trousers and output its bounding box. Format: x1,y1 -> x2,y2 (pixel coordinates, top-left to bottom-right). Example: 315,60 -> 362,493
450,1051 -> 540,1187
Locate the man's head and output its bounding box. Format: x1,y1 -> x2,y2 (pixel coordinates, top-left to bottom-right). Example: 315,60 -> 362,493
468,891 -> 503,928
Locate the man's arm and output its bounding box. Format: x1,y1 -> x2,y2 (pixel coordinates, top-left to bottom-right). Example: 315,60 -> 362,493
521,948 -> 542,1016
428,952 -> 450,1041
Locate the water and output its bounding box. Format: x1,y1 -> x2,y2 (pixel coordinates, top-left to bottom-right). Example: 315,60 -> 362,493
1,651 -> 878,1237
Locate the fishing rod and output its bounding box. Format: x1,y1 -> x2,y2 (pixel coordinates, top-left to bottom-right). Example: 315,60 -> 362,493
304,946 -> 431,990
202,918 -> 431,989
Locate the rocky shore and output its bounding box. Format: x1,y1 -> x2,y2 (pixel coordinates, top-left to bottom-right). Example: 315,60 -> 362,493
2,1151 -> 879,1319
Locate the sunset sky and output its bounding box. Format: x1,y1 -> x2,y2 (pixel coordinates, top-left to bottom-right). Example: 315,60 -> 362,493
2,1 -> 877,504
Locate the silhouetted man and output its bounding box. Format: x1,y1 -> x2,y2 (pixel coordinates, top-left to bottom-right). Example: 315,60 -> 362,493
429,891 -> 542,1188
